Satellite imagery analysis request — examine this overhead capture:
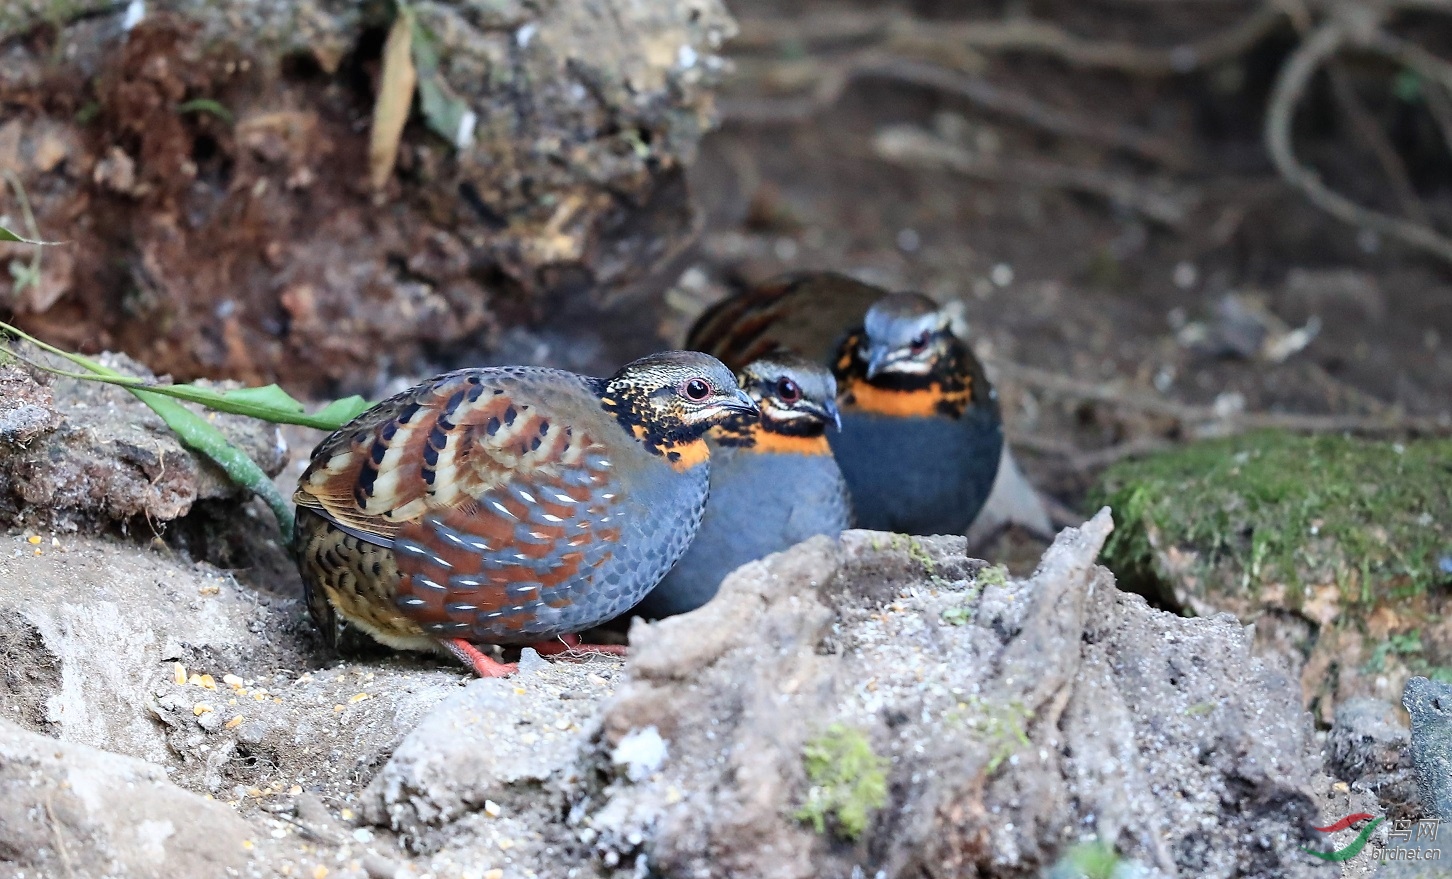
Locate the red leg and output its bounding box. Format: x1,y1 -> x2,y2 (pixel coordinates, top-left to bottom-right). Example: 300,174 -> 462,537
527,633 -> 629,659
443,638 -> 518,678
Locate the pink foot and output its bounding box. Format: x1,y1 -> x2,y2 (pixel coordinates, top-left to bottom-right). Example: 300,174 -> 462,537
443,638 -> 518,678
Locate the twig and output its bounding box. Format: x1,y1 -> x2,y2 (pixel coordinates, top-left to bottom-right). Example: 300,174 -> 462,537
723,57 -> 1190,167
872,125 -> 1200,226
1265,16 -> 1452,264
733,5 -> 1287,77
1325,63 -> 1431,226
993,359 -> 1452,437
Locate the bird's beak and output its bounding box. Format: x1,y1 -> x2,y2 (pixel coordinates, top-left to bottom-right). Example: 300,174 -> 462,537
864,346 -> 894,380
824,399 -> 842,432
723,387 -> 759,416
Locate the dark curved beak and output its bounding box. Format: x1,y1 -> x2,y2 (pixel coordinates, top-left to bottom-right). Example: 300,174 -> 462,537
824,399 -> 842,432
864,346 -> 894,381
722,387 -> 759,416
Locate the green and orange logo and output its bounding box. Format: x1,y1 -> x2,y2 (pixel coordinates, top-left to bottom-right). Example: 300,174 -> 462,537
1301,813 -> 1383,862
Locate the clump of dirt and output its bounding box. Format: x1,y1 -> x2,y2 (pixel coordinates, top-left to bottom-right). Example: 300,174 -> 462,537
1,0 -> 735,393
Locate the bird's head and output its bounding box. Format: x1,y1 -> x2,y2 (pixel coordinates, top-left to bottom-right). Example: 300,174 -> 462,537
738,354 -> 841,436
857,292 -> 958,381
602,351 -> 758,453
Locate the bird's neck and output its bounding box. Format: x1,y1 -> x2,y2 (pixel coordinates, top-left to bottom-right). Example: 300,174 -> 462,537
833,332 -> 976,418
710,410 -> 831,455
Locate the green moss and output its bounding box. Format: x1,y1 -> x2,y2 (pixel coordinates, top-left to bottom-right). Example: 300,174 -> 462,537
948,696 -> 1032,772
1090,431 -> 1452,608
795,724 -> 889,840
977,564 -> 1009,588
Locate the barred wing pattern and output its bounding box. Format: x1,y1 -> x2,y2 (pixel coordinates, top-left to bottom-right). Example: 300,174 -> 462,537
295,368 -> 631,642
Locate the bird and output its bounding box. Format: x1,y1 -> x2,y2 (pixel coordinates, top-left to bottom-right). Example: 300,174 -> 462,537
293,351 -> 758,677
687,271 -> 1003,536
627,354 -> 852,619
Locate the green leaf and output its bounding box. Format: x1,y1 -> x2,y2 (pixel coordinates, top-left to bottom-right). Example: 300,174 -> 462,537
0,225 -> 62,246
176,98 -> 235,124
311,395 -> 373,428
134,389 -> 295,543
410,13 -> 474,146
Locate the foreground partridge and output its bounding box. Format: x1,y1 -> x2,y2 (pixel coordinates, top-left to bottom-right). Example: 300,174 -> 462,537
294,351 -> 757,677
628,355 -> 852,619
688,271 -> 1002,535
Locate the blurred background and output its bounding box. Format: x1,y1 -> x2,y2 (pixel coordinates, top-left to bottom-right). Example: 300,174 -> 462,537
1,0 -> 1449,514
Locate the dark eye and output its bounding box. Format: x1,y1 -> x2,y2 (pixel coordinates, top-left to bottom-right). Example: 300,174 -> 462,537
910,332 -> 930,353
683,378 -> 711,401
776,377 -> 801,404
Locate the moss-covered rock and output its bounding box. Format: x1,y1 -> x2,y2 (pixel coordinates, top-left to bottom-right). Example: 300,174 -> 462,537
1090,431 -> 1452,719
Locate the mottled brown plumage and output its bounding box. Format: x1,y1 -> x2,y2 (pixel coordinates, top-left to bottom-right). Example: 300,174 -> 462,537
294,352 -> 755,676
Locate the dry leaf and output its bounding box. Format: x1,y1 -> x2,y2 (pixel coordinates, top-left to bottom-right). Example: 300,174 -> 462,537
368,7 -> 417,191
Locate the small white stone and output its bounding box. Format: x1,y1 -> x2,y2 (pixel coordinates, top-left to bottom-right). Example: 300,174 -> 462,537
611,726 -> 668,782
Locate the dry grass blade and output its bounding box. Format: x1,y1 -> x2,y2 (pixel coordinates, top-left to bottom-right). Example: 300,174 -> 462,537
368,5 -> 418,192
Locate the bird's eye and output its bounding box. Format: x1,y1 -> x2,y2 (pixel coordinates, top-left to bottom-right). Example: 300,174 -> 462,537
683,378 -> 711,401
776,377 -> 802,404
909,332 -> 930,353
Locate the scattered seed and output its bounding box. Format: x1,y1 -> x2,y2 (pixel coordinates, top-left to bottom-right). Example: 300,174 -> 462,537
498,838 -> 514,850
313,867 -> 329,879
241,839 -> 254,850
26,535 -> 40,545
247,786 -> 263,798
333,705 -> 344,713
225,715 -> 244,730
339,808 -> 354,821
484,800 -> 502,818
198,674 -> 217,690
349,692 -> 370,704
485,870 -> 504,879
193,703 -> 213,716
513,686 -> 527,696
199,584 -> 220,596
553,717 -> 571,730
173,663 -> 188,686
289,785 -> 302,795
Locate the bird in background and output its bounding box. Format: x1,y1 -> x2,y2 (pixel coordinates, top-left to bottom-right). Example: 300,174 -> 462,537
293,351 -> 757,677
628,354 -> 852,620
688,271 -> 1004,536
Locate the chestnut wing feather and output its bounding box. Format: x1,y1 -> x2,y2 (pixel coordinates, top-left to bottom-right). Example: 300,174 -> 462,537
294,369 -> 626,640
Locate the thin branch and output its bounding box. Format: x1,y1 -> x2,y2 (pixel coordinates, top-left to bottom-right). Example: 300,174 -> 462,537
993,359 -> 1452,438
872,125 -> 1201,226
1265,18 -> 1452,264
733,5 -> 1288,76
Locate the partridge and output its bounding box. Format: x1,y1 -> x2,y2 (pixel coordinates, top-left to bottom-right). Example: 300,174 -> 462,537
628,355 -> 852,619
688,271 -> 1003,535
293,351 -> 757,677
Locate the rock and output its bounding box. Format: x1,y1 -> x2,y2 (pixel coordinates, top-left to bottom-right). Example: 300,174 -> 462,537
0,363 -> 61,446
1404,676 -> 1452,821
571,512 -> 1355,878
0,717 -> 252,877
1326,697 -> 1424,820
0,351 -> 286,529
362,649 -> 607,849
1091,431 -> 1452,720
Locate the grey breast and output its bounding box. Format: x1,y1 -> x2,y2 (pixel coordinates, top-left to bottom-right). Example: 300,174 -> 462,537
631,444 -> 850,619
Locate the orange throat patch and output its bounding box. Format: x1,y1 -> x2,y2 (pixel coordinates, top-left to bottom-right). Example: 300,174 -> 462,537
662,437 -> 710,471
745,423 -> 832,456
842,377 -> 966,418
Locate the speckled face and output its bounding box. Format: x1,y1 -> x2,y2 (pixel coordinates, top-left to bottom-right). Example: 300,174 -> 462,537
601,351 -> 758,446
859,292 -> 955,380
739,355 -> 840,434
